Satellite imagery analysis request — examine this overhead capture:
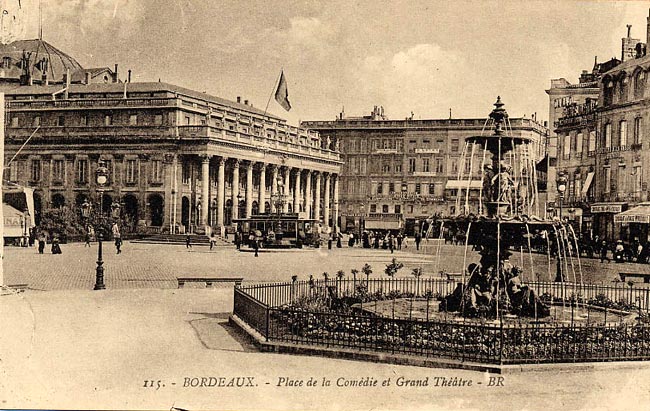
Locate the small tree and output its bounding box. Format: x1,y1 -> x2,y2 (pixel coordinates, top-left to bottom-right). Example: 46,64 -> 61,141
412,267 -> 423,297
336,270 -> 345,294
322,272 -> 329,286
351,268 -> 359,289
384,258 -> 404,277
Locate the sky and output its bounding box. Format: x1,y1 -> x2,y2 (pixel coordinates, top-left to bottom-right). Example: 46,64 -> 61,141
10,0 -> 650,126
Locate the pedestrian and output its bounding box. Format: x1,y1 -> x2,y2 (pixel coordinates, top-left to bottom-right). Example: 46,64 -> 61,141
253,236 -> 259,257
348,232 -> 355,247
336,231 -> 342,248
51,235 -> 62,255
84,227 -> 91,247
37,231 -> 46,254
112,223 -> 122,254
186,234 -> 192,249
389,234 -> 394,254
397,233 -> 403,250
234,231 -> 241,250
210,233 -> 216,250
415,231 -> 422,251
600,240 -> 610,263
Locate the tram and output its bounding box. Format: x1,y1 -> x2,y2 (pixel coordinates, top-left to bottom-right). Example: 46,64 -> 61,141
233,213 -> 320,248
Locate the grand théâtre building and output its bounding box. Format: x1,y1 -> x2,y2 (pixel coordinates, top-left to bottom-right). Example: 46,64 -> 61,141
1,39 -> 342,235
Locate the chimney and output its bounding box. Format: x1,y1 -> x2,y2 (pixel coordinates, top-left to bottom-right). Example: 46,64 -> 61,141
237,96 -> 241,103
85,71 -> 91,84
244,99 -> 249,105
628,24 -> 632,38
43,72 -> 48,86
127,69 -> 131,83
113,64 -> 119,82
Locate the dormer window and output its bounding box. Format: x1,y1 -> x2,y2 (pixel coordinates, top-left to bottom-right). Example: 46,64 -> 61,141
2,56 -> 11,68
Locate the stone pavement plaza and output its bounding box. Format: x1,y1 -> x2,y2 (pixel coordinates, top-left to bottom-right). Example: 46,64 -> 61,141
4,240 -> 649,290
2,288 -> 650,411
3,242 -> 650,410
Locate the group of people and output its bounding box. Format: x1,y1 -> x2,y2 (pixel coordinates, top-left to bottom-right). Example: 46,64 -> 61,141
592,236 -> 650,264
28,222 -> 123,255
349,230 -> 424,252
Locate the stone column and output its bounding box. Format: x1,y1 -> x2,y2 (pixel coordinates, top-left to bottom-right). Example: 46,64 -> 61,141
246,162 -> 253,218
270,165 -> 278,213
324,173 -> 331,229
216,157 -> 226,229
305,170 -> 312,218
314,172 -> 321,221
258,163 -> 266,213
232,159 -> 240,220
332,174 -> 339,233
293,168 -> 301,213
283,166 -> 291,213
200,155 -> 210,230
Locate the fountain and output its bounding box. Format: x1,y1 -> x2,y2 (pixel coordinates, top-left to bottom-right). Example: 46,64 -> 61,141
435,98 -> 573,322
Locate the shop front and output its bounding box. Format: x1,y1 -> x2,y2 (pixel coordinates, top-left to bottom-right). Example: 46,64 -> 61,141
591,202 -> 627,241
614,202 -> 650,243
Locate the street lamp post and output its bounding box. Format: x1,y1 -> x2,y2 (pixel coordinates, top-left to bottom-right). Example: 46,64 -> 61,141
93,162 -> 109,290
556,171 -> 568,221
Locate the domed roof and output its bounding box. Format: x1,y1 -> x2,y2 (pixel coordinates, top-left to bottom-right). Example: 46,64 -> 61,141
0,39 -> 83,83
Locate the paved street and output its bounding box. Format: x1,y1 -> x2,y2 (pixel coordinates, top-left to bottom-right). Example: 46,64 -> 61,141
2,288 -> 650,411
5,241 -> 650,291
5,241 -> 650,410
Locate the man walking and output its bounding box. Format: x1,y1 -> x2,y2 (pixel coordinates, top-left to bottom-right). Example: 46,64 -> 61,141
600,240 -> 610,263
397,233 -> 403,250
186,234 -> 192,249
112,222 -> 122,254
415,231 -> 422,251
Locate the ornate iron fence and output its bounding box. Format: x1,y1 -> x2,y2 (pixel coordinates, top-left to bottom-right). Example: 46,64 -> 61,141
233,278 -> 650,365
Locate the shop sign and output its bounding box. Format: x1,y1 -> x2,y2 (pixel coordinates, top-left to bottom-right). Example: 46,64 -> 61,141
591,204 -> 623,213
614,214 -> 650,224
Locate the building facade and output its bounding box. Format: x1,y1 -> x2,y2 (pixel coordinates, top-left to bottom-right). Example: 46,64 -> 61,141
3,71 -> 341,236
302,106 -> 548,235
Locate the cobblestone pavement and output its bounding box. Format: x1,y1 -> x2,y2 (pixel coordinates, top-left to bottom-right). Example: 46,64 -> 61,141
5,241 -> 650,291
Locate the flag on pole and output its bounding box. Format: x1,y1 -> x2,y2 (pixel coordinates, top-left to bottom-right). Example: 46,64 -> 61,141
274,70 -> 291,111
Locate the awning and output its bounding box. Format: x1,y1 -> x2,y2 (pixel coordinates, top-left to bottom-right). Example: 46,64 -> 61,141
3,203 -> 27,237
445,180 -> 482,189
581,172 -> 594,196
614,203 -> 650,224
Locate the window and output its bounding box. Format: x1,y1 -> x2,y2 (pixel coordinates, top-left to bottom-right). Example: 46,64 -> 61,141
451,139 -> 459,152
394,205 -> 401,214
182,162 -> 190,185
129,114 -> 138,125
9,161 -> 19,182
10,117 -> 18,127
395,163 -> 402,173
57,116 -> 65,126
422,158 -> 430,172
604,167 -> 611,194
30,159 -> 41,182
382,205 -> 389,213
80,115 -> 87,126
154,114 -> 163,125
429,183 -> 435,195
604,123 -> 612,149
371,139 -> 379,150
76,159 -> 88,183
451,158 -> 459,174
151,160 -> 163,182
389,182 -> 395,193
396,140 -> 404,152
415,183 -> 421,194
619,120 -> 627,147
376,183 -> 383,195
575,177 -> 581,200
563,134 -> 571,159
435,157 -> 444,173
636,71 -> 646,98
125,159 -> 137,184
408,158 -> 416,173
382,163 -> 390,173
104,115 -> 112,126
2,56 -> 11,68
360,158 -> 367,174
33,116 -> 40,127
408,205 -> 414,213
635,166 -> 642,192
370,204 -> 377,213
634,117 -> 642,145
576,132 -> 583,154
588,131 -> 596,153
185,116 -> 191,125
464,158 -> 471,174
53,159 -> 65,181
618,164 -> 625,194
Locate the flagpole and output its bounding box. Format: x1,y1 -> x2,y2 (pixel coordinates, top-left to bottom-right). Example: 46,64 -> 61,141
262,69 -> 283,121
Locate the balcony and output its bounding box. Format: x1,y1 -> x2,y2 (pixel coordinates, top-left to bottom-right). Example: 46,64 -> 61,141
7,97 -> 177,111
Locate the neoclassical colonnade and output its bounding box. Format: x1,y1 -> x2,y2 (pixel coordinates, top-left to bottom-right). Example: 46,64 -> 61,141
173,154 -> 339,234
